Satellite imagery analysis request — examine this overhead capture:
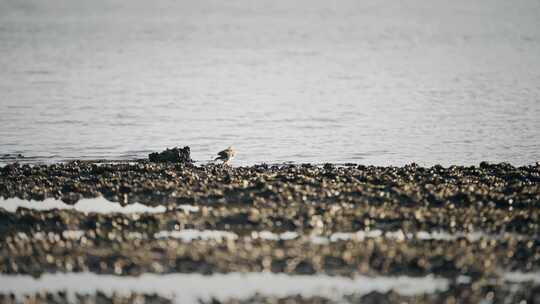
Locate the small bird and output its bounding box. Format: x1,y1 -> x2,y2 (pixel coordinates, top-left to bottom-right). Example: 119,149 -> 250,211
215,146 -> 236,166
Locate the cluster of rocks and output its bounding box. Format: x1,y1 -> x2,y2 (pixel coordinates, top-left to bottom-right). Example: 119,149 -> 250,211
1,161 -> 539,233
1,227 -> 537,277
0,160 -> 539,302
148,146 -> 192,164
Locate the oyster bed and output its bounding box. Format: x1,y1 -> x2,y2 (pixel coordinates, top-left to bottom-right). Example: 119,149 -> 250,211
1,161 -> 540,303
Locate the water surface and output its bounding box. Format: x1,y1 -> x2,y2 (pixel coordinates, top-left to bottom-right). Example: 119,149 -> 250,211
1,0 -> 539,165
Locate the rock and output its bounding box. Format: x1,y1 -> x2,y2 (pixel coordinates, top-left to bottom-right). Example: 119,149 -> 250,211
148,146 -> 192,164
61,192 -> 81,205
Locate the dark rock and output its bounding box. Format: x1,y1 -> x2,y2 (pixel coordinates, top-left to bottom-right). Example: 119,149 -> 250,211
148,146 -> 192,164
323,163 -> 334,170
61,192 -> 81,205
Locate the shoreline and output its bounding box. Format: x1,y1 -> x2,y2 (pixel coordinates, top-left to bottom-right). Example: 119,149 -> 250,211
1,156 -> 539,168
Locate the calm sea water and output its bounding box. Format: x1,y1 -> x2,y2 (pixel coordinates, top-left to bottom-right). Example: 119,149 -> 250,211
1,0 -> 539,166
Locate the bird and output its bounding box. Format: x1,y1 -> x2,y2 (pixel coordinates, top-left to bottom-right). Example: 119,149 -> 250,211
214,146 -> 236,166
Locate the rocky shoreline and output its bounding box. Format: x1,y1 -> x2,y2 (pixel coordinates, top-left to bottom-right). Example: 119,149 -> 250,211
1,160 -> 539,303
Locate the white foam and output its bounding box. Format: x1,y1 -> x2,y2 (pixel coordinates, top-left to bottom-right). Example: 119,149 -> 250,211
503,272 -> 540,283
251,230 -> 299,241
178,205 -> 200,213
323,230 -> 525,242
154,230 -> 238,242
0,197 -> 198,214
0,272 -> 449,303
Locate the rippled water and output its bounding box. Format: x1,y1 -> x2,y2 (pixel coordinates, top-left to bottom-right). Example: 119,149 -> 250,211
1,0 -> 539,166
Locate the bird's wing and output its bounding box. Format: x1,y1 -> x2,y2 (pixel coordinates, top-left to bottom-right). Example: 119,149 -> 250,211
217,150 -> 228,157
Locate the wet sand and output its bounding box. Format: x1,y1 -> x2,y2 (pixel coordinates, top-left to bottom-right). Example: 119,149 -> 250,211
1,161 -> 539,303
